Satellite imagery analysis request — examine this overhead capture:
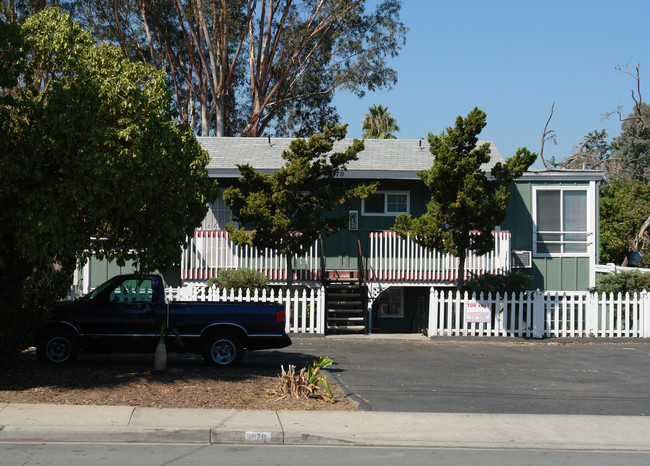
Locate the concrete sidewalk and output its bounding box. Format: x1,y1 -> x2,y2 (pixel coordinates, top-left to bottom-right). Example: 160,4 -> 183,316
1,403 -> 649,450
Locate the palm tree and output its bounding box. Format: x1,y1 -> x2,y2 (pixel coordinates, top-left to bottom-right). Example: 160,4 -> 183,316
361,104 -> 400,139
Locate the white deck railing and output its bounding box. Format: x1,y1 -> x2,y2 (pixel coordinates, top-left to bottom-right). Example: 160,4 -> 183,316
181,230 -> 322,282
183,229 -> 512,284
594,263 -> 650,274
429,289 -> 650,338
368,230 -> 511,282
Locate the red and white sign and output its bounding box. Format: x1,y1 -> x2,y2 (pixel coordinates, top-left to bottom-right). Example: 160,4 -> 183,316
465,300 -> 491,323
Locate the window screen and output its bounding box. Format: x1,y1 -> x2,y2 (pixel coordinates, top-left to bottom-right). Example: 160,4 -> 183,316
535,189 -> 588,255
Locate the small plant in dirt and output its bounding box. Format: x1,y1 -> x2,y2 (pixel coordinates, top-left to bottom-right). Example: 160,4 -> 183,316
270,356 -> 334,402
592,270 -> 650,295
206,268 -> 269,291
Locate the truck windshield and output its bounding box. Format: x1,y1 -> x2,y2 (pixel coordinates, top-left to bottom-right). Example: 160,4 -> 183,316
80,276 -> 158,304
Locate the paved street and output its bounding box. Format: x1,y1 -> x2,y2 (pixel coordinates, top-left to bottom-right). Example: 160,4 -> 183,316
242,335 -> 650,415
2,443 -> 649,466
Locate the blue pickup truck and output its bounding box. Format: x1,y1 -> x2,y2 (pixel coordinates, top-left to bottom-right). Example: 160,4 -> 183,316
34,274 -> 291,366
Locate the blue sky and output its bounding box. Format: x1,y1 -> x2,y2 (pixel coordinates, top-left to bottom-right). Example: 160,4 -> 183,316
332,0 -> 650,168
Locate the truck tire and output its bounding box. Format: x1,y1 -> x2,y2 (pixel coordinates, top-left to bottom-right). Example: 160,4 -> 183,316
37,330 -> 78,364
203,333 -> 244,366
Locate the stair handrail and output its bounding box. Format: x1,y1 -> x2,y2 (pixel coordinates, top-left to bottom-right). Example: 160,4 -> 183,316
357,239 -> 366,286
357,238 -> 369,334
319,234 -> 329,335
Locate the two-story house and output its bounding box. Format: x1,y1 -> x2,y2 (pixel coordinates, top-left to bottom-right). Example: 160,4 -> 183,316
78,137 -> 603,334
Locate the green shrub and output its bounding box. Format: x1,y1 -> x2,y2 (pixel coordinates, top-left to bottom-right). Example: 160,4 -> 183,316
206,268 -> 269,291
592,270 -> 650,295
463,270 -> 532,296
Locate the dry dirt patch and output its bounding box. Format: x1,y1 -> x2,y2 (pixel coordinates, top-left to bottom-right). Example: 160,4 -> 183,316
0,350 -> 355,411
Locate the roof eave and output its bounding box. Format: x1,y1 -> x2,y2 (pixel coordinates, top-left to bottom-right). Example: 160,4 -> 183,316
517,169 -> 605,182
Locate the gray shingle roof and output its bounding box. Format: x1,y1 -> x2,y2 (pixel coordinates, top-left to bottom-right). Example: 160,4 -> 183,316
198,137 -> 504,180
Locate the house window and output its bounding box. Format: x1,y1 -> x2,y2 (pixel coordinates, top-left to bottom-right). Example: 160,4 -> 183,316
362,191 -> 409,216
378,287 -> 404,318
534,188 -> 589,256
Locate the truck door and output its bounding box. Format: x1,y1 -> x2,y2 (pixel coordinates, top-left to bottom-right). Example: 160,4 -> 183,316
76,277 -> 161,351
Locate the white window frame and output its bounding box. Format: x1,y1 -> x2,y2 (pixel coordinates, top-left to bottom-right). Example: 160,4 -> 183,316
377,287 -> 404,318
361,190 -> 410,216
532,186 -> 592,258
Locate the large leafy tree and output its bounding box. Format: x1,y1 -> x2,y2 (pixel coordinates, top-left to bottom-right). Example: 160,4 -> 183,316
607,104 -> 650,265
0,8 -> 217,351
600,179 -> 650,267
610,102 -> 650,181
271,61 -> 340,138
361,103 -> 399,139
222,124 -> 377,286
66,0 -> 407,137
1,0 -> 62,20
60,0 -> 252,136
604,66 -> 650,265
568,119 -> 650,267
393,108 -> 536,289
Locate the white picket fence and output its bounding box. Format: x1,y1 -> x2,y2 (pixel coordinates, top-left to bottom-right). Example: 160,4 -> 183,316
429,289 -> 650,338
165,285 -> 326,334
164,284 -> 650,339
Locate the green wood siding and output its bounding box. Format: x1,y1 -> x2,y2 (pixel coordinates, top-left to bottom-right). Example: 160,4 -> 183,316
80,258 -> 181,290
321,180 -> 429,270
85,257 -> 137,290
206,176 -> 598,291
533,256 -> 591,291
502,180 -> 596,291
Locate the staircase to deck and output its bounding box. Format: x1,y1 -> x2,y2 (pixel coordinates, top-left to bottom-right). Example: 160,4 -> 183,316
326,279 -> 367,334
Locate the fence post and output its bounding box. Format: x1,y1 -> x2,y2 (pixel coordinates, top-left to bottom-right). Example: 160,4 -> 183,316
532,289 -> 545,339
428,287 -> 437,337
640,290 -> 650,338
585,292 -> 597,337
318,284 -> 326,335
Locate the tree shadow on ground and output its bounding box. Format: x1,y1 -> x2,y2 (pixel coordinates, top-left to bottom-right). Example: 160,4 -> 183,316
0,347 -> 325,392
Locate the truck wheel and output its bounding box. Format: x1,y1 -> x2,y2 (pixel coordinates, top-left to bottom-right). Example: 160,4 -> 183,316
203,333 -> 243,366
37,331 -> 78,364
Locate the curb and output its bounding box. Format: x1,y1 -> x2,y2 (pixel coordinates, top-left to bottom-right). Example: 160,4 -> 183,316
3,424 -> 650,451
2,405 -> 650,450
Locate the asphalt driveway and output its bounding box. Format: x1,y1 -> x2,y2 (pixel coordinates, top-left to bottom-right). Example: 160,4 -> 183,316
243,335 -> 650,415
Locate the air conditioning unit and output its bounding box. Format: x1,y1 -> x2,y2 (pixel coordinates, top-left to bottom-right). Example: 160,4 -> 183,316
511,250 -> 532,268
